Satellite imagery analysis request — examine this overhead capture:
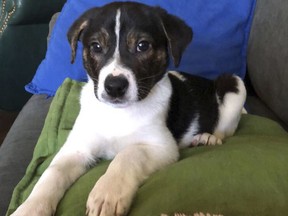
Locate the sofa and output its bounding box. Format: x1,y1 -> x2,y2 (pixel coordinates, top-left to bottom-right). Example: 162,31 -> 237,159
0,0 -> 66,111
1,0 -> 288,215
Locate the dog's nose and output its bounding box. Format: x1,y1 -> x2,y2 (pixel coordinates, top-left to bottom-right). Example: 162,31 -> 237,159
104,74 -> 129,98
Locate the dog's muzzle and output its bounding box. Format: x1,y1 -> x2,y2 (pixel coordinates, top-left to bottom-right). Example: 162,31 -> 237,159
104,74 -> 129,99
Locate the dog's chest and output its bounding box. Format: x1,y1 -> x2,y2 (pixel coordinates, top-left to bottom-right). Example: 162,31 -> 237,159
80,103 -> 168,159
77,76 -> 174,159
84,80 -> 169,140
94,107 -> 150,138
80,81 -> 169,136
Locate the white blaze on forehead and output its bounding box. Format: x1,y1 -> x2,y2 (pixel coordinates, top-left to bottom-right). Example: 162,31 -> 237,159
97,8 -> 138,103
114,9 -> 121,61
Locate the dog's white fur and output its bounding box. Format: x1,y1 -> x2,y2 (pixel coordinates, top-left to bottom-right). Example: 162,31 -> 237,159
214,76 -> 247,139
12,73 -> 179,216
11,9 -> 245,216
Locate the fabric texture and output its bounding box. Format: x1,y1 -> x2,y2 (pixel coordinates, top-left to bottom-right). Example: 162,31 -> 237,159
7,79 -> 288,216
0,95 -> 52,216
25,0 -> 256,96
247,0 -> 288,126
0,0 -> 66,111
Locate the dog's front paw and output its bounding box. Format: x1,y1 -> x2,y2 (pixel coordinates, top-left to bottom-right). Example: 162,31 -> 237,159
86,174 -> 135,216
191,133 -> 222,147
10,198 -> 54,216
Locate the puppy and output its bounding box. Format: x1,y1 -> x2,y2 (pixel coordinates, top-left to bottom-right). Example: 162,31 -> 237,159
11,2 -> 246,216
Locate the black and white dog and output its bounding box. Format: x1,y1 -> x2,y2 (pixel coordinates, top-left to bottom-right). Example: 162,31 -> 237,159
12,2 -> 246,216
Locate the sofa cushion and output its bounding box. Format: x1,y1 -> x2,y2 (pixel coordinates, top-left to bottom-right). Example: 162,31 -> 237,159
7,79 -> 288,216
0,95 -> 52,216
25,0 -> 256,96
247,0 -> 288,126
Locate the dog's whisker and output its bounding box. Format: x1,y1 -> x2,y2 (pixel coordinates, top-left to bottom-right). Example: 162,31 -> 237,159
138,86 -> 151,94
91,77 -> 99,83
138,71 -> 164,81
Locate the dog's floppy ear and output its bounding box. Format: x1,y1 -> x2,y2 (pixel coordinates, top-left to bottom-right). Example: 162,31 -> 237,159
157,8 -> 193,67
67,12 -> 91,64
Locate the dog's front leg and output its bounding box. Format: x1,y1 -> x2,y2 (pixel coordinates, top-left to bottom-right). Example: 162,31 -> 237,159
10,144 -> 94,216
86,142 -> 179,216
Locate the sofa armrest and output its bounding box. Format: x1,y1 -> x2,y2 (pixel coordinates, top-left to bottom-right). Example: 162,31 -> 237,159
247,0 -> 288,128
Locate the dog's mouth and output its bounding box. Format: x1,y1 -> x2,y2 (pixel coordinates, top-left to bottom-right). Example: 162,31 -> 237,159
100,94 -> 134,108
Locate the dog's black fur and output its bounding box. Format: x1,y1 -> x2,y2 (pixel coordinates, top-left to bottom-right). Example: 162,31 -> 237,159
68,2 -> 192,100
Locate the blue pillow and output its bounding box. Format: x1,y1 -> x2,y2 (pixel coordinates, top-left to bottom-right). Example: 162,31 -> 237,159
25,0 -> 256,96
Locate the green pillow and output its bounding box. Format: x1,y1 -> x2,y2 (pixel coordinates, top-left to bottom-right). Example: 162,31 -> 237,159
7,79 -> 288,216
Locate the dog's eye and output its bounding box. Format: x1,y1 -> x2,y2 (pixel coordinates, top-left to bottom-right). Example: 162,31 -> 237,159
91,42 -> 103,53
136,41 -> 150,52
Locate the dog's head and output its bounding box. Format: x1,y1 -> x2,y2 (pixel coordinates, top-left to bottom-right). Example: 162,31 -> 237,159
68,2 -> 192,107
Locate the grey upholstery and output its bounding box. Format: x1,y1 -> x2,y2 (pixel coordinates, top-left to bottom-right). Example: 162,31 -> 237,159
247,0 -> 288,126
0,95 -> 52,216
